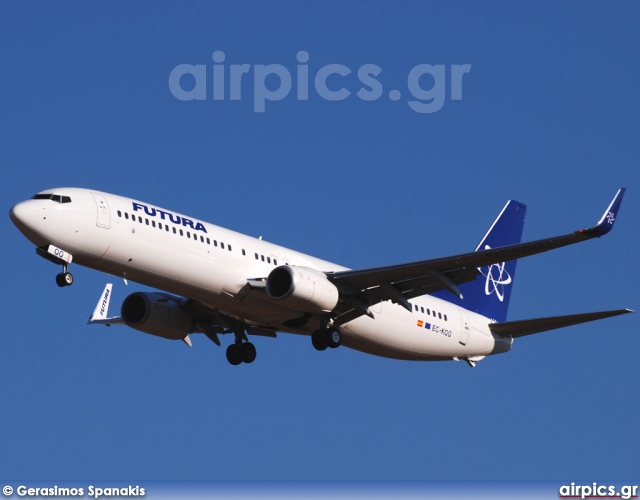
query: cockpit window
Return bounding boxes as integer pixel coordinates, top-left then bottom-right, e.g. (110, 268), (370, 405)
(31, 193), (72, 203)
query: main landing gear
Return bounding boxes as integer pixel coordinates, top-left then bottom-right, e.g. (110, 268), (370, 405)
(226, 339), (257, 365)
(311, 327), (342, 351)
(55, 264), (73, 287)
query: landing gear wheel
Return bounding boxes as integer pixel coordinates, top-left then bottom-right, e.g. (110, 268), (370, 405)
(326, 328), (341, 349)
(312, 330), (328, 351)
(241, 342), (257, 364)
(56, 272), (73, 287)
(226, 344), (242, 366)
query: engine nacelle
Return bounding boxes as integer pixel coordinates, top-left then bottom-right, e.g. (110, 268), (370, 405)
(121, 292), (194, 341)
(265, 265), (339, 313)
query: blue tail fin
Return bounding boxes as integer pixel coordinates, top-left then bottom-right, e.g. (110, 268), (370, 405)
(434, 200), (527, 322)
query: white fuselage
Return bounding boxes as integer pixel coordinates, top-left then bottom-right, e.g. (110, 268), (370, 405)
(10, 188), (508, 362)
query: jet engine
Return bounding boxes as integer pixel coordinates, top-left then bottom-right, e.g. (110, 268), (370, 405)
(121, 292), (194, 340)
(266, 265), (339, 313)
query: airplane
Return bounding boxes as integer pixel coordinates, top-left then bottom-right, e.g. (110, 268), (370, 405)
(9, 187), (631, 367)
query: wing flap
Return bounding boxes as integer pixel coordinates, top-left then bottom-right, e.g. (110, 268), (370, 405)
(489, 309), (633, 338)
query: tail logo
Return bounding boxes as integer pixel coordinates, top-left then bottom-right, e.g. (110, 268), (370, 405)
(480, 245), (512, 302)
(606, 212), (615, 224)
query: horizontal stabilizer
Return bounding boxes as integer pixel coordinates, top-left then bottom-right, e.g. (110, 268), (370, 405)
(489, 309), (633, 338)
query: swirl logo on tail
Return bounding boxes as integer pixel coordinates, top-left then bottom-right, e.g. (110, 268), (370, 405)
(479, 245), (512, 302)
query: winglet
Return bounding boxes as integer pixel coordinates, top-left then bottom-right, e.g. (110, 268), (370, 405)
(87, 284), (123, 325)
(582, 188), (625, 237)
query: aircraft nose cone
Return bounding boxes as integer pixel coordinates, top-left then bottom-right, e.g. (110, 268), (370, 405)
(9, 201), (38, 233)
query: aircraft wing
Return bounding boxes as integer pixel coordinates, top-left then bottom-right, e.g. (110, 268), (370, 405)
(326, 188), (625, 324)
(489, 309), (633, 338)
(88, 284), (278, 346)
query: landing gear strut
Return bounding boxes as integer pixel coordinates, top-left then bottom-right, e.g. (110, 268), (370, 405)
(312, 327), (341, 351)
(226, 338), (257, 365)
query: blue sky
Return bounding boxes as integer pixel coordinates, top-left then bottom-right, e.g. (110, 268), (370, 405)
(1, 1), (638, 482)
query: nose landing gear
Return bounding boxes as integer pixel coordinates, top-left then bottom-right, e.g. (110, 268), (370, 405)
(56, 270), (74, 287)
(35, 245), (74, 287)
(55, 263), (73, 287)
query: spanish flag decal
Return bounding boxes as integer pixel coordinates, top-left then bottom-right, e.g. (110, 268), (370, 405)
(417, 320), (424, 327)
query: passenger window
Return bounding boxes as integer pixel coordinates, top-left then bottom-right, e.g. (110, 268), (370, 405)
(274, 259), (277, 265)
(145, 219), (149, 225)
(255, 253), (259, 260)
(438, 313), (442, 319)
(242, 249), (246, 256)
(420, 307), (424, 313)
(221, 242), (225, 249)
(228, 245), (232, 251)
(117, 210), (122, 217)
(214, 240), (218, 247)
(206, 238), (210, 244)
(261, 255), (265, 262)
(187, 231), (191, 238)
(152, 221), (156, 227)
(444, 315), (447, 321)
(179, 229), (183, 236)
(124, 212), (129, 219)
(173, 227), (176, 234)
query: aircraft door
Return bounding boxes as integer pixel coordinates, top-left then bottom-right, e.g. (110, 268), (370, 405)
(90, 192), (111, 229)
(458, 309), (470, 346)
